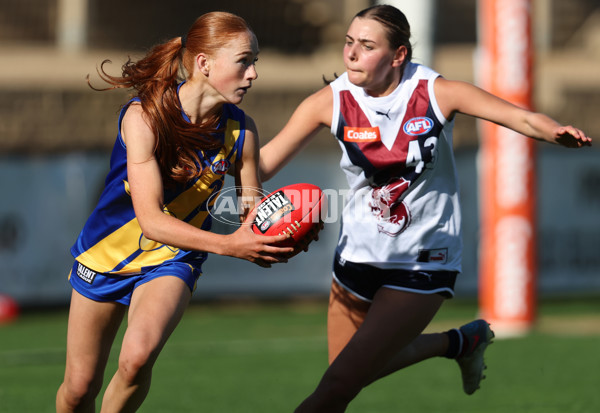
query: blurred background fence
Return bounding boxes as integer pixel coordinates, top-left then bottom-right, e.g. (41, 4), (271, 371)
(0, 0), (599, 307)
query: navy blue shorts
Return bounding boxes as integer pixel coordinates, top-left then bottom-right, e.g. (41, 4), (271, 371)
(333, 253), (457, 302)
(69, 261), (201, 306)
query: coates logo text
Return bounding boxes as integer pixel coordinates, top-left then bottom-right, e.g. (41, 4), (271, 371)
(343, 126), (381, 143)
(403, 117), (434, 136)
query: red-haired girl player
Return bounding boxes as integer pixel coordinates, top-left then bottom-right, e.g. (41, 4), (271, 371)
(56, 11), (292, 412)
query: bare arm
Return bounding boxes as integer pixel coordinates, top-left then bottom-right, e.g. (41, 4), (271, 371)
(123, 105), (292, 266)
(235, 115), (263, 221)
(260, 85), (334, 181)
(434, 77), (592, 148)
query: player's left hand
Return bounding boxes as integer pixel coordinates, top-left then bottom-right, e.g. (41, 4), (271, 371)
(555, 126), (592, 148)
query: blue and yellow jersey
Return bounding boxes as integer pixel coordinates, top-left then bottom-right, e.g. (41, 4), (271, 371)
(71, 97), (246, 274)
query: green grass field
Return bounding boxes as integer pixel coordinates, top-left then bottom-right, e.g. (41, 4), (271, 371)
(1, 298), (599, 412)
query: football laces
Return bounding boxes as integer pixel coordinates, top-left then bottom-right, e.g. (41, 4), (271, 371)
(280, 220), (301, 236)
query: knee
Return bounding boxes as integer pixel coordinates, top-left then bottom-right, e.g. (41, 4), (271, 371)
(58, 373), (102, 411)
(117, 343), (158, 384)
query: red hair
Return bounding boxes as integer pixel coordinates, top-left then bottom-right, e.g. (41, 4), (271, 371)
(90, 12), (254, 186)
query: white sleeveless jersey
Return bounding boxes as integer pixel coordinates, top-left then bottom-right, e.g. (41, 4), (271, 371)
(330, 62), (462, 272)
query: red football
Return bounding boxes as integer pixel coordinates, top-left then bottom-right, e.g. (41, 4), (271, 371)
(251, 183), (327, 247)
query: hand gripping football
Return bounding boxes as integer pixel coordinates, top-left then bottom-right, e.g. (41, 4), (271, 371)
(251, 183), (327, 247)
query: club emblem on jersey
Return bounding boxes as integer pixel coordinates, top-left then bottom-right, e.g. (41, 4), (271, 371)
(344, 126), (381, 143)
(369, 178), (412, 237)
(211, 159), (230, 175)
(403, 117), (434, 136)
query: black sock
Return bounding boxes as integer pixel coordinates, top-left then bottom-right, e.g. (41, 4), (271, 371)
(443, 328), (463, 359)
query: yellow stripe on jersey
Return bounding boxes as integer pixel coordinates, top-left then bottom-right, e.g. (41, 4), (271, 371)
(76, 180), (213, 273)
(224, 119), (240, 154)
(75, 216), (147, 273)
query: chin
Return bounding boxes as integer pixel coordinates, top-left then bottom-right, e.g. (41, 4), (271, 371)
(233, 91), (249, 104)
(225, 95), (243, 105)
(347, 72), (366, 87)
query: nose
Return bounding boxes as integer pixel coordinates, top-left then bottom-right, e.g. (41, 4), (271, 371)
(247, 64), (258, 81)
(345, 43), (357, 62)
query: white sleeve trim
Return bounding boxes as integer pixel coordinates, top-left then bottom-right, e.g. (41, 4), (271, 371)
(429, 76), (448, 125)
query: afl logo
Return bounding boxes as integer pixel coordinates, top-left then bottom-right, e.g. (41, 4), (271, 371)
(403, 117), (434, 136)
(211, 159), (230, 175)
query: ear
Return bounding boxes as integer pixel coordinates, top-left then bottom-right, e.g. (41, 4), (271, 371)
(391, 45), (408, 68)
(196, 53), (210, 76)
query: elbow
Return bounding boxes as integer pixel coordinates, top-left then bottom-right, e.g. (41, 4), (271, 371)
(137, 219), (162, 244)
(140, 227), (160, 244)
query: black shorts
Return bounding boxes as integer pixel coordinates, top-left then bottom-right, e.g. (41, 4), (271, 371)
(333, 253), (457, 302)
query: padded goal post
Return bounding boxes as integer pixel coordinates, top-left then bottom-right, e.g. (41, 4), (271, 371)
(477, 0), (537, 336)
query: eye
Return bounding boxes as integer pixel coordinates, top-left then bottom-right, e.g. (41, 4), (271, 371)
(239, 56), (258, 67)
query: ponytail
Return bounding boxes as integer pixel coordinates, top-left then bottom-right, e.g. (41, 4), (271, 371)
(91, 12), (253, 185)
(90, 36), (220, 186)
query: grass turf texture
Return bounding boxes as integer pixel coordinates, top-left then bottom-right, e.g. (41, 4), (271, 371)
(1, 298), (599, 412)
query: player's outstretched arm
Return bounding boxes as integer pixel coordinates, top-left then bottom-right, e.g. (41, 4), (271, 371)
(524, 116), (592, 148)
(260, 86), (333, 181)
(434, 77), (592, 148)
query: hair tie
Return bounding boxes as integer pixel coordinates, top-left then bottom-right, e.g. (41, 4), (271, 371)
(181, 35), (187, 49)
